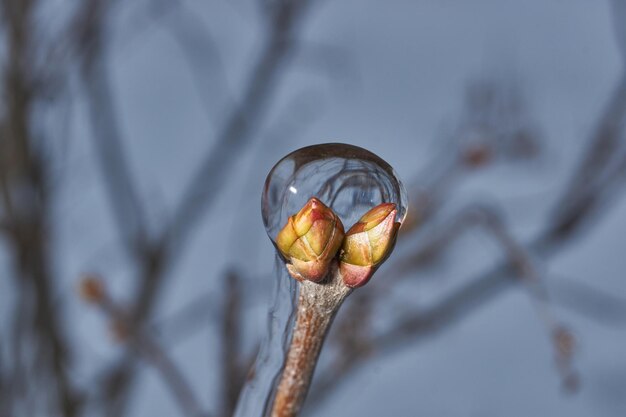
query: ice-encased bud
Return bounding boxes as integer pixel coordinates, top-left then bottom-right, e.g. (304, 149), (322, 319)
(339, 203), (400, 288)
(262, 143), (408, 286)
(276, 197), (345, 282)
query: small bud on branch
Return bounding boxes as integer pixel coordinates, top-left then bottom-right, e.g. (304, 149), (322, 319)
(276, 197), (345, 282)
(78, 275), (105, 304)
(339, 203), (400, 288)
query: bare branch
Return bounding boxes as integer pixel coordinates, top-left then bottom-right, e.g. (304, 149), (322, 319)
(0, 1), (82, 415)
(74, 0), (148, 254)
(547, 72), (626, 243)
(220, 270), (246, 417)
(478, 209), (578, 390)
(79, 277), (209, 417)
(392, 207), (482, 277)
(166, 0), (315, 250)
(0, 218), (9, 234)
(157, 2), (232, 123)
(152, 290), (217, 342)
(0, 337), (8, 417)
(550, 278), (626, 326)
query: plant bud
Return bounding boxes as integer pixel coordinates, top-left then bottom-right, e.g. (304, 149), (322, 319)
(78, 275), (105, 304)
(461, 143), (492, 168)
(339, 203), (400, 288)
(276, 197), (345, 282)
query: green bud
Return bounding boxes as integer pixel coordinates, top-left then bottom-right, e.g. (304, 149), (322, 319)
(339, 203), (400, 288)
(276, 197), (345, 282)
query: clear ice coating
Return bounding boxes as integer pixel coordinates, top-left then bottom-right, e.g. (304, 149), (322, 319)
(262, 143), (408, 241)
(234, 143), (407, 417)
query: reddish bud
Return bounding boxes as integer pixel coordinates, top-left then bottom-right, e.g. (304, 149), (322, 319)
(276, 197), (345, 282)
(462, 143), (492, 168)
(339, 203), (400, 288)
(78, 275), (105, 304)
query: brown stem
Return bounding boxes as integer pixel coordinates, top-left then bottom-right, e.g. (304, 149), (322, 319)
(270, 267), (351, 417)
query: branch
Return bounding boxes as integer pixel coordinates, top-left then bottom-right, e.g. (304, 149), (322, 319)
(157, 1), (232, 124)
(75, 0), (148, 254)
(152, 290), (217, 342)
(478, 209), (578, 390)
(550, 278), (626, 326)
(220, 270), (246, 417)
(0, 1), (81, 415)
(79, 277), (209, 417)
(0, 337), (8, 417)
(0, 217), (9, 234)
(392, 207), (482, 277)
(547, 71), (626, 243)
(165, 0), (315, 250)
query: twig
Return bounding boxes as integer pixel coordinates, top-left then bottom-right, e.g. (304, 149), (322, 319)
(478, 209), (578, 390)
(75, 0), (148, 254)
(0, 1), (82, 415)
(156, 1), (233, 123)
(220, 270), (245, 417)
(0, 218), (9, 234)
(152, 290), (218, 342)
(550, 278), (626, 326)
(392, 208), (481, 277)
(0, 337), (8, 417)
(80, 278), (208, 417)
(547, 71), (626, 243)
(270, 267), (352, 417)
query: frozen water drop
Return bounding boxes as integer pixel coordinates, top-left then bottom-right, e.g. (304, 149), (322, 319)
(262, 143), (408, 242)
